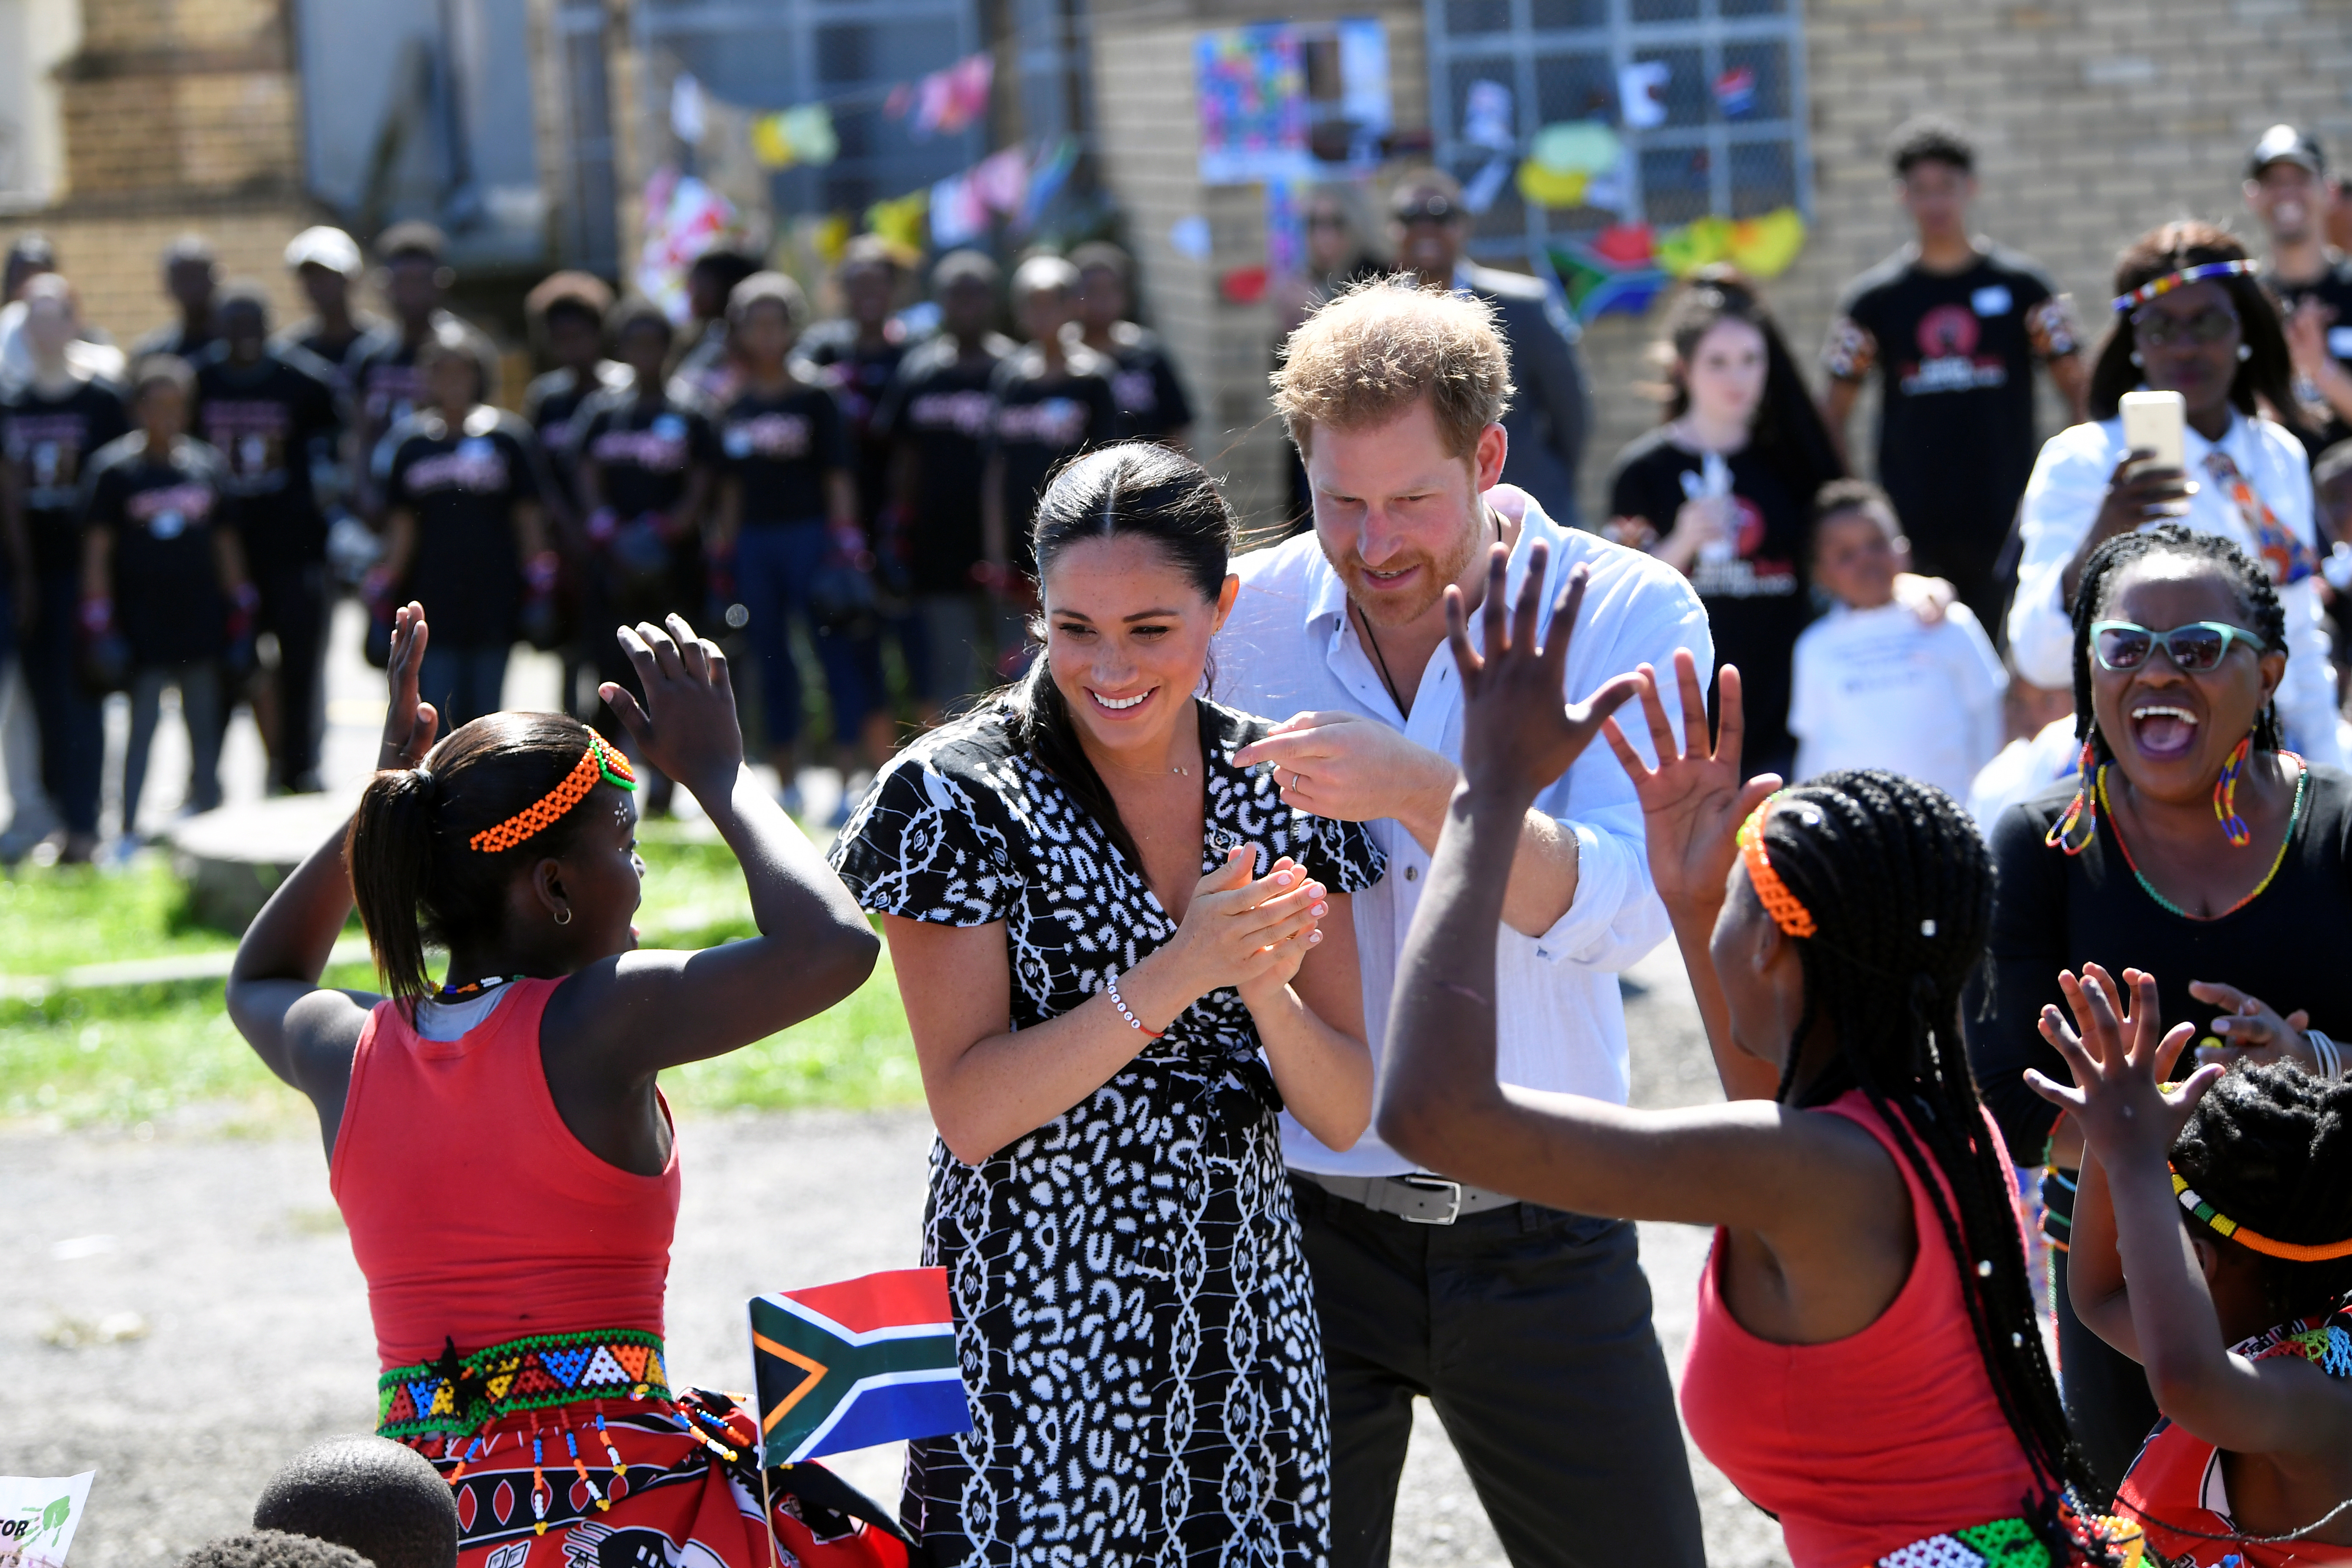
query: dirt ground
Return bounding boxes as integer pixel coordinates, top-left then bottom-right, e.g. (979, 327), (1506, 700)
(0, 940), (1788, 1568)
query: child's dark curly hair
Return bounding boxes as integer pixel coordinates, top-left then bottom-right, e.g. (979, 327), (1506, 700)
(2172, 1059), (2352, 1320)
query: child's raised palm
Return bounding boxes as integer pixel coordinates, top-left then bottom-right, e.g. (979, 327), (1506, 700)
(2028, 964), (2218, 1164)
(378, 602), (439, 770)
(599, 614), (745, 795)
(1601, 649), (1778, 912)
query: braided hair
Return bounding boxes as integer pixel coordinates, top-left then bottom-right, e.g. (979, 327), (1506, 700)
(2066, 524), (2288, 762)
(2172, 1061), (2352, 1322)
(1753, 770), (2102, 1526)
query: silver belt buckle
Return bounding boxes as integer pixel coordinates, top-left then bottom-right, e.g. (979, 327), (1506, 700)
(1396, 1173), (1462, 1225)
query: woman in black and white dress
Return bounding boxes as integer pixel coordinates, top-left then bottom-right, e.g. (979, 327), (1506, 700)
(830, 442), (1382, 1566)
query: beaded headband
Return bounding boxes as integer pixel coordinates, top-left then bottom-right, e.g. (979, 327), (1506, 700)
(1736, 792), (1818, 939)
(467, 734), (637, 854)
(2172, 1167), (2352, 1262)
(2111, 258), (2258, 313)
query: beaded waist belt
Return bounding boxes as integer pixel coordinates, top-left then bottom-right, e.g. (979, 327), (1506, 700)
(377, 1329), (670, 1440)
(1870, 1511), (2143, 1568)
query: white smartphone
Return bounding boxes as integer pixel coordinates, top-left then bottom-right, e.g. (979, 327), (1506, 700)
(2119, 389), (2187, 471)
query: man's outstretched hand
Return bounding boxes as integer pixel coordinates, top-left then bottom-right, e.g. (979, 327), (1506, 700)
(1446, 542), (1642, 803)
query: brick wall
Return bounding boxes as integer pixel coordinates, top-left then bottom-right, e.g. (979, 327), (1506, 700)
(1095, 0), (2352, 531)
(1091, 0), (1428, 533)
(1574, 0), (2352, 521)
(2, 209), (314, 350)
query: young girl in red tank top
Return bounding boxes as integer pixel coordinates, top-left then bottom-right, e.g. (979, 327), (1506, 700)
(2033, 972), (2352, 1564)
(227, 603), (906, 1568)
(1372, 548), (2134, 1568)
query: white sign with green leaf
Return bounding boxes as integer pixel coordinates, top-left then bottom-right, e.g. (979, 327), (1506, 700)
(0, 1474), (95, 1568)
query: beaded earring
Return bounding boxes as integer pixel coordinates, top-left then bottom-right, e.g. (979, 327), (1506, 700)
(2044, 736), (2102, 855)
(2213, 732), (2254, 847)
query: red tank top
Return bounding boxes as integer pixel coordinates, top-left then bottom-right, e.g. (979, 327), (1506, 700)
(329, 977), (682, 1369)
(1679, 1091), (2044, 1568)
(2116, 1297), (2352, 1566)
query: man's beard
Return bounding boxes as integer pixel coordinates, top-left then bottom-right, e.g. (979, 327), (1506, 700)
(1326, 502), (1491, 630)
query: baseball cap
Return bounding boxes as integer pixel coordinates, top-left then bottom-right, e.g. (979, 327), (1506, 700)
(2249, 124), (2325, 180)
(284, 226), (363, 278)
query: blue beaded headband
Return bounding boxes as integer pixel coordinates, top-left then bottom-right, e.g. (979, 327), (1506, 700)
(2111, 259), (2258, 313)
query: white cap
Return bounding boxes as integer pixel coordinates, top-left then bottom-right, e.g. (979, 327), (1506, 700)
(284, 226), (363, 278)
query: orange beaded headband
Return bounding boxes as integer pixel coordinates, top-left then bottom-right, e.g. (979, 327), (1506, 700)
(468, 734), (638, 854)
(1736, 792), (1818, 939)
(2172, 1168), (2352, 1262)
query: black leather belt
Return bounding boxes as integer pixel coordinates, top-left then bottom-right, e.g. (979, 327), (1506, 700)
(1298, 1170), (1519, 1225)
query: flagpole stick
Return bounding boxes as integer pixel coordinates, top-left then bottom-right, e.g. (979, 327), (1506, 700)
(757, 1449), (784, 1568)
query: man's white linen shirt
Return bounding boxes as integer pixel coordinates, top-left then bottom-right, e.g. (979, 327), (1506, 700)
(1212, 495), (1714, 1177)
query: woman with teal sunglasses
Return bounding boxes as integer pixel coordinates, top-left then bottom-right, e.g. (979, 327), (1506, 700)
(1967, 523), (2352, 1495)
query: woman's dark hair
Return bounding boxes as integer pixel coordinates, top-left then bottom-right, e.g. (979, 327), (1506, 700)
(726, 270), (809, 332)
(2087, 222), (2300, 428)
(347, 713), (618, 1007)
(604, 294), (674, 349)
(1754, 770), (2102, 1533)
(2172, 1059), (2352, 1321)
(2067, 525), (2287, 761)
(1655, 267), (1845, 503)
(1009, 442), (1237, 871)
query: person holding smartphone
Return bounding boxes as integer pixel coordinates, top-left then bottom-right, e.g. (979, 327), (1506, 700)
(2008, 223), (2346, 770)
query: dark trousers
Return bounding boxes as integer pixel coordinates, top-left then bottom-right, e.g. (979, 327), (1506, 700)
(250, 561), (329, 790)
(21, 569), (102, 836)
(1288, 1176), (1706, 1568)
(2055, 1243), (2159, 1503)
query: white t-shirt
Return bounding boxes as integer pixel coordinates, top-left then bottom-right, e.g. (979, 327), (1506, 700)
(1966, 713), (2082, 829)
(1788, 600), (2007, 801)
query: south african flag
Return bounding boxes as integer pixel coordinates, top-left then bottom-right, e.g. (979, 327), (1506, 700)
(748, 1269), (970, 1465)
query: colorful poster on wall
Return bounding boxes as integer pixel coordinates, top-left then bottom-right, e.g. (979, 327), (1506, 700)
(1196, 25), (1310, 184)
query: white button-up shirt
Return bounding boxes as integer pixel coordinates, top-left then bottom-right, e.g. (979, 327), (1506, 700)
(1213, 495), (1714, 1176)
(2007, 411), (2346, 769)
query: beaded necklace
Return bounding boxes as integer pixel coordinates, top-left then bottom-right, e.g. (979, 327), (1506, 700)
(437, 974), (520, 1000)
(2095, 761), (2306, 922)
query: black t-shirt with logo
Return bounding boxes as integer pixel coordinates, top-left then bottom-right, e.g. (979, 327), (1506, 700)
(1, 376), (129, 577)
(1607, 427), (1811, 772)
(2265, 260), (2352, 454)
(580, 390), (720, 523)
(273, 314), (384, 396)
(719, 384), (850, 527)
(800, 319), (912, 530)
(378, 407), (542, 647)
(350, 312), (498, 435)
(990, 347), (1119, 572)
(1824, 245), (2074, 583)
(875, 335), (1008, 594)
(192, 347), (343, 566)
(84, 433), (233, 666)
(1096, 324), (1194, 443)
(522, 362), (630, 517)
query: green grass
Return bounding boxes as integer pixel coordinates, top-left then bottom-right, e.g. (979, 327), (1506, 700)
(0, 821), (923, 1129)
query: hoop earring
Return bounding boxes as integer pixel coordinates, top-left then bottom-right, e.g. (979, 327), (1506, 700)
(553, 906), (574, 926)
(2214, 733), (2254, 847)
(2237, 343), (2253, 362)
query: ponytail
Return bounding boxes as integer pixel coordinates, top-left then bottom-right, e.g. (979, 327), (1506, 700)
(340, 712), (621, 1007)
(347, 767), (438, 1006)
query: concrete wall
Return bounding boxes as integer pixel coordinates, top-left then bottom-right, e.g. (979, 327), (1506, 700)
(1097, 0), (2352, 532)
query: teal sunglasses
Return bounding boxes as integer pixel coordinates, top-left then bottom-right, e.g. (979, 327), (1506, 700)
(2090, 619), (2268, 674)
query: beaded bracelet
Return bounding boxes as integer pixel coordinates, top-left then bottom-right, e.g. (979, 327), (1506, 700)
(1107, 973), (1163, 1039)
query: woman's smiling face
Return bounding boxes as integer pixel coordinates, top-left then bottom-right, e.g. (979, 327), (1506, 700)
(1040, 533), (1237, 759)
(2091, 556), (2283, 804)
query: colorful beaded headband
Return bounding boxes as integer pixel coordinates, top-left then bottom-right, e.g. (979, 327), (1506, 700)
(2111, 258), (2258, 313)
(1736, 792), (1817, 939)
(468, 734), (637, 854)
(2172, 1168), (2352, 1261)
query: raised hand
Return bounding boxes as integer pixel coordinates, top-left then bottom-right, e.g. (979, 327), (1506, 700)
(378, 601), (438, 770)
(1444, 541), (1643, 803)
(599, 613), (745, 799)
(2186, 979), (2317, 1073)
(2027, 964), (2218, 1164)
(1601, 648), (1778, 915)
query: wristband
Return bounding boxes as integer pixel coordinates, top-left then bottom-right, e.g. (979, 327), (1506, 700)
(2309, 1028), (2343, 1079)
(1107, 973), (1164, 1039)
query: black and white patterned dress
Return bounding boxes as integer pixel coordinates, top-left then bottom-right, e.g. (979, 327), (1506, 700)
(830, 698), (1384, 1568)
